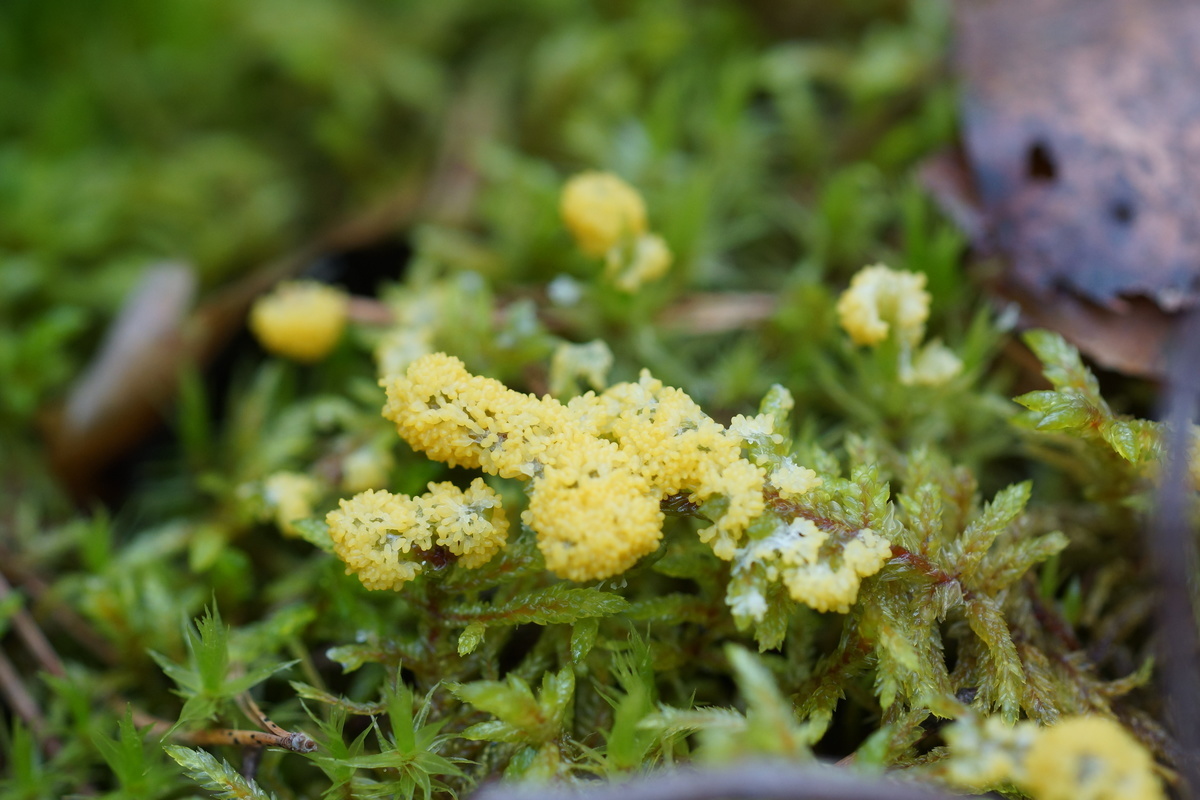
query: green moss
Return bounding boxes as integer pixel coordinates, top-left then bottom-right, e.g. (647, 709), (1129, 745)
(1, 1), (1178, 797)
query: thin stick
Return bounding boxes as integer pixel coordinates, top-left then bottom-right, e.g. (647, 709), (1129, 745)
(0, 572), (67, 678)
(237, 692), (290, 737)
(0, 571), (66, 759)
(0, 648), (61, 757)
(470, 762), (964, 800)
(1150, 309), (1200, 792)
(0, 552), (120, 665)
(185, 727), (317, 753)
(128, 704), (317, 754)
(127, 682), (317, 754)
(0, 649), (47, 737)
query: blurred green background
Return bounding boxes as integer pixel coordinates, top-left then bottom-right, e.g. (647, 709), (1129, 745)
(0, 0), (953, 431)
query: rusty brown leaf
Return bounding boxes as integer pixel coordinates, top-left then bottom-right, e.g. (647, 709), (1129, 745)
(927, 0), (1200, 377)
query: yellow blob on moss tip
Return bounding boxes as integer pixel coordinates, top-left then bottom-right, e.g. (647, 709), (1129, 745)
(945, 714), (1165, 800)
(560, 171), (647, 257)
(1021, 716), (1164, 800)
(902, 339), (963, 386)
(263, 472), (319, 537)
(326, 489), (428, 591)
(606, 232), (673, 292)
(836, 264), (929, 347)
(378, 353), (779, 583)
(419, 478), (509, 569)
(327, 481), (510, 590)
(382, 352), (570, 479)
(250, 281), (349, 363)
(943, 716), (1037, 790)
(523, 441), (664, 582)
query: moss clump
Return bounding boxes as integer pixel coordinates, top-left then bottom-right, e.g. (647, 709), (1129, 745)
(2, 2), (1182, 798)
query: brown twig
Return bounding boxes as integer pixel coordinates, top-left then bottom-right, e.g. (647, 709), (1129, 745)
(0, 571), (67, 757)
(469, 762), (965, 800)
(1149, 309), (1200, 792)
(184, 727), (317, 753)
(236, 691), (317, 753)
(0, 572), (67, 679)
(0, 647), (59, 756)
(127, 700), (317, 754)
(0, 552), (121, 666)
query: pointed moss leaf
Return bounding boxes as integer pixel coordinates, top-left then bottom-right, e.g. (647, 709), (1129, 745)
(502, 745), (541, 778)
(450, 675), (543, 738)
(1014, 390), (1097, 431)
(605, 675), (655, 770)
(176, 695), (220, 727)
(165, 744), (276, 799)
(452, 668), (574, 745)
(725, 645), (815, 754)
(853, 708), (930, 770)
(1105, 657), (1154, 697)
(875, 667), (900, 712)
(325, 638), (409, 672)
(92, 707), (171, 793)
(639, 706), (747, 739)
(91, 709), (140, 783)
(460, 719), (525, 743)
(458, 622), (485, 656)
(926, 691), (967, 720)
(957, 482), (1030, 581)
(626, 594), (716, 625)
(190, 604), (231, 695)
(603, 633), (657, 767)
(540, 666), (576, 722)
(604, 652), (662, 767)
(751, 583), (791, 652)
(326, 644), (371, 673)
(148, 649), (200, 696)
(447, 584), (629, 627)
(570, 617), (599, 663)
(897, 481), (943, 552)
(980, 531), (1068, 593)
(306, 706), (373, 779)
(289, 682), (387, 715)
(1013, 388), (1095, 431)
(979, 482), (1030, 531)
(877, 619), (921, 673)
(383, 683), (429, 755)
(808, 446), (842, 478)
(1061, 576), (1084, 626)
(344, 749), (464, 791)
(226, 659), (299, 695)
(1100, 420), (1141, 462)
(864, 602), (923, 711)
(1036, 395), (1096, 431)
(759, 384), (794, 427)
(726, 645), (782, 717)
(965, 596), (1023, 722)
(796, 639), (871, 741)
(149, 605), (271, 729)
(1022, 329), (1101, 397)
(1012, 389), (1059, 414)
(931, 580), (965, 619)
(290, 518), (334, 553)
(848, 464), (891, 523)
